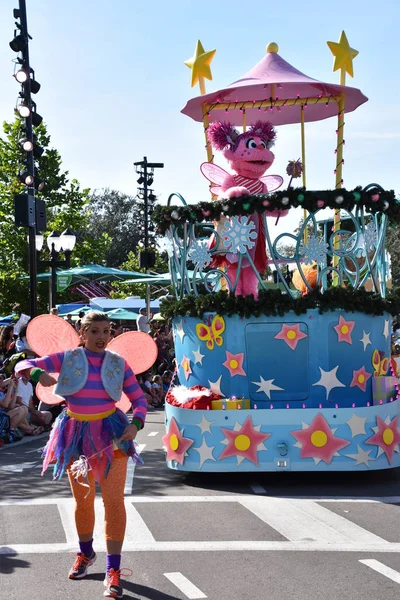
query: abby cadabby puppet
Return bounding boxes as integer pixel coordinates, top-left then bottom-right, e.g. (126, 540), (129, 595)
(201, 120), (286, 298)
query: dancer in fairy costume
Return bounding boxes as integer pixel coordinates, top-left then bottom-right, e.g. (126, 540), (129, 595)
(16, 311), (147, 600)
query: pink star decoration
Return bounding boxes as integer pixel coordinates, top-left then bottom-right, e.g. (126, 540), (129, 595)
(274, 323), (308, 350)
(162, 417), (194, 465)
(219, 416), (270, 466)
(350, 366), (371, 392)
(334, 315), (355, 344)
(290, 413), (350, 464)
(180, 355), (192, 381)
(222, 351), (246, 376)
(365, 415), (400, 465)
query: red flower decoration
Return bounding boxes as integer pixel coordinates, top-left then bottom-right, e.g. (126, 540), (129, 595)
(334, 315), (355, 344)
(222, 351), (246, 376)
(162, 417), (194, 465)
(274, 323), (307, 350)
(350, 366), (371, 392)
(365, 415), (400, 464)
(219, 416), (270, 466)
(291, 413), (350, 464)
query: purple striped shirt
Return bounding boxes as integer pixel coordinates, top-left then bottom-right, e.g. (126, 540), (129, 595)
(17, 348), (147, 425)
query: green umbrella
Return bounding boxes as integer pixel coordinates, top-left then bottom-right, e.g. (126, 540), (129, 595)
(106, 308), (139, 321)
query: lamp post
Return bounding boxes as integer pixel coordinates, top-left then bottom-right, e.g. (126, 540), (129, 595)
(37, 229), (76, 309)
(134, 156), (164, 315)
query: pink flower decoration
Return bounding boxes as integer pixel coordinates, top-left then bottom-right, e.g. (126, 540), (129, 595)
(222, 351), (246, 377)
(365, 415), (400, 465)
(274, 323), (307, 350)
(219, 416), (270, 466)
(290, 413), (350, 464)
(334, 315), (355, 344)
(350, 366), (371, 392)
(180, 355), (192, 381)
(162, 417), (194, 465)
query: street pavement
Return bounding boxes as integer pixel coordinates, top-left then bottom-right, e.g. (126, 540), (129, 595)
(0, 408), (399, 600)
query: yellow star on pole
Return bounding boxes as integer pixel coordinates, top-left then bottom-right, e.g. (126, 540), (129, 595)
(184, 40), (216, 88)
(327, 31), (359, 78)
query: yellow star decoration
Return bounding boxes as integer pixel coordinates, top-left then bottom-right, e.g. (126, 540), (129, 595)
(184, 40), (216, 88)
(327, 31), (359, 78)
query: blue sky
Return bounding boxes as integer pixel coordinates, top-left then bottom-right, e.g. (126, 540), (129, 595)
(0, 0), (399, 236)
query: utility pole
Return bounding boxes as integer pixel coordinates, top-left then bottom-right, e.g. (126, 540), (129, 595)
(134, 157), (164, 317)
(10, 0), (46, 317)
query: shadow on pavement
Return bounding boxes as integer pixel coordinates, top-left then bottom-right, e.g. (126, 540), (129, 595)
(0, 549), (31, 574)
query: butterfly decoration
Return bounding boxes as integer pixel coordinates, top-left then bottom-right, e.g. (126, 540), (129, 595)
(200, 163), (283, 196)
(195, 314), (225, 351)
(372, 349), (389, 377)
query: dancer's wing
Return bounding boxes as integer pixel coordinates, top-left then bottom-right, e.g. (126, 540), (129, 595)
(260, 174), (284, 192)
(26, 315), (80, 356)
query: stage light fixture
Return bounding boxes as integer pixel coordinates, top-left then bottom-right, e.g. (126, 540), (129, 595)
(15, 67), (28, 83)
(33, 144), (44, 159)
(34, 176), (44, 191)
(137, 175), (145, 184)
(31, 111), (43, 126)
(30, 79), (41, 94)
(19, 170), (34, 186)
(9, 34), (26, 53)
(20, 138), (33, 152)
(147, 176), (154, 186)
(17, 102), (31, 118)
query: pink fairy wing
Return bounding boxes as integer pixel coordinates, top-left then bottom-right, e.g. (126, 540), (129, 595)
(200, 162), (229, 186)
(108, 332), (158, 375)
(26, 315), (80, 356)
(260, 174), (284, 192)
(36, 372), (64, 405)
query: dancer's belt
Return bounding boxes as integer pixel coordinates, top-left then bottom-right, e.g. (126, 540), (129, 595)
(66, 408), (116, 421)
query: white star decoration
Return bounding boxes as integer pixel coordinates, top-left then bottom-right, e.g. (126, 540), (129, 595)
(346, 414), (367, 437)
(208, 375), (223, 396)
(192, 346), (205, 365)
(251, 376), (284, 399)
(383, 320), (390, 340)
(197, 414), (213, 435)
(359, 331), (371, 351)
(312, 366), (345, 400)
(175, 320), (185, 343)
(195, 437), (216, 468)
(345, 445), (375, 466)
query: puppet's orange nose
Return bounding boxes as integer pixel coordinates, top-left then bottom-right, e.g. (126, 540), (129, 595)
(257, 144), (264, 150)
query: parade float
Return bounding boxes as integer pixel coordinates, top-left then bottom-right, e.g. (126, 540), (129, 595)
(154, 33), (400, 472)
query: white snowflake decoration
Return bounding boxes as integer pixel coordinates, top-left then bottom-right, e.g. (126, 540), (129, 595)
(301, 235), (328, 265)
(188, 239), (212, 271)
(159, 234), (174, 258)
(355, 222), (377, 257)
(222, 216), (257, 254)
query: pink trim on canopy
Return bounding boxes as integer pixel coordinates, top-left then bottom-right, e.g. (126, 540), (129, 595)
(181, 51), (368, 126)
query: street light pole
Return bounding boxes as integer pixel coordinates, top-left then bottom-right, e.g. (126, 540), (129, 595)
(134, 156), (164, 317)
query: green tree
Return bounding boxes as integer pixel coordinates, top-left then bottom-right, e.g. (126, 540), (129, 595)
(87, 189), (144, 267)
(0, 117), (110, 314)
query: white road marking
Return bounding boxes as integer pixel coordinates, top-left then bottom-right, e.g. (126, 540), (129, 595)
(164, 572), (207, 599)
(124, 502), (155, 543)
(250, 483), (267, 494)
(124, 443), (146, 496)
(147, 431), (159, 437)
(0, 460), (40, 473)
(359, 559), (400, 584)
(57, 503), (77, 545)
(1, 495), (400, 506)
(240, 497), (388, 544)
(2, 540), (400, 554)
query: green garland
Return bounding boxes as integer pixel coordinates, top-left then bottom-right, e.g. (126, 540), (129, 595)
(153, 186), (399, 234)
(160, 287), (400, 320)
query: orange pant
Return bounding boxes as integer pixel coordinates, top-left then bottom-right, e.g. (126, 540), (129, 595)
(67, 453), (128, 542)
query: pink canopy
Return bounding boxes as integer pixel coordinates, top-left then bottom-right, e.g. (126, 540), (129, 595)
(181, 49), (368, 126)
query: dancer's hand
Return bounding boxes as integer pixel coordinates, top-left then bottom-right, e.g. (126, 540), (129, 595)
(119, 423), (139, 442)
(39, 373), (57, 387)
